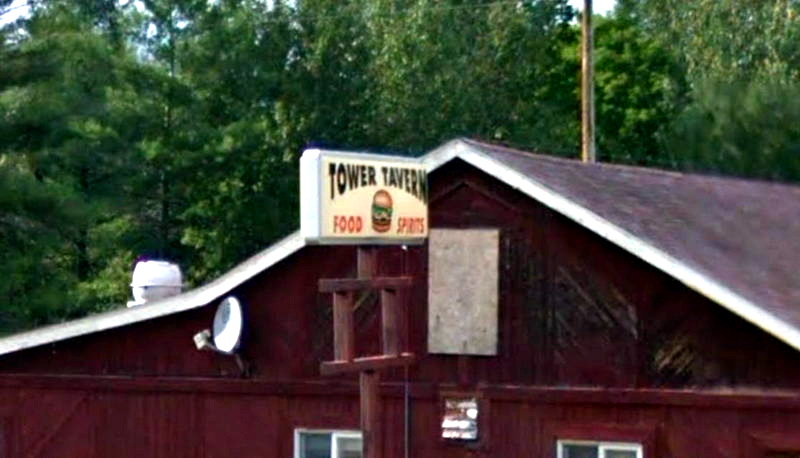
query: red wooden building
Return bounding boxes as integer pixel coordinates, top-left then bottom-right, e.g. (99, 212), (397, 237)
(0, 138), (800, 457)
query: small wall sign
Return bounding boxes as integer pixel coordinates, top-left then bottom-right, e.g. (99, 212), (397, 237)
(300, 149), (429, 244)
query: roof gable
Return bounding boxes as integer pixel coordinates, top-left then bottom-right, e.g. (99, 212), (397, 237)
(0, 138), (798, 355)
(441, 139), (800, 351)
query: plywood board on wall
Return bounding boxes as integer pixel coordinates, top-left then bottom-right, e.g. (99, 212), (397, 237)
(428, 228), (499, 355)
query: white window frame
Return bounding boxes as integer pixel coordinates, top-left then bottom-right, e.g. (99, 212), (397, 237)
(294, 428), (363, 458)
(557, 440), (643, 458)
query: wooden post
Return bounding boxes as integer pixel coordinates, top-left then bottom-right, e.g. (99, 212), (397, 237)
(320, 246), (413, 458)
(381, 289), (400, 356)
(333, 292), (355, 362)
(581, 0), (596, 163)
(360, 371), (382, 458)
(358, 246), (381, 458)
(358, 246), (378, 277)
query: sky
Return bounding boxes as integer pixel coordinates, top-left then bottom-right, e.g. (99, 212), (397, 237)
(569, 0), (616, 15)
(0, 0), (28, 26)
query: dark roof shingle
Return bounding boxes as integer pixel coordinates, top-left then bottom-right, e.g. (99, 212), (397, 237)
(464, 138), (800, 332)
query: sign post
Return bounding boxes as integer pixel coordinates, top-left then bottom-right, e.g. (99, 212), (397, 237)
(301, 149), (428, 458)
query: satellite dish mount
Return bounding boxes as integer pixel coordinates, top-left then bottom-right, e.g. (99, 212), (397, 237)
(193, 296), (249, 376)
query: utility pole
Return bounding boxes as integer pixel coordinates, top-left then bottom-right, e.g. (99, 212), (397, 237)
(581, 0), (596, 163)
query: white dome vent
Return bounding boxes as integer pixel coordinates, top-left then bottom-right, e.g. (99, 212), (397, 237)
(127, 260), (183, 307)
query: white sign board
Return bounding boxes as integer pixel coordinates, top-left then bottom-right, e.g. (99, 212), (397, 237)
(300, 149), (428, 244)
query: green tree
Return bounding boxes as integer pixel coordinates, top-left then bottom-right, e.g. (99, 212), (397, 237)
(362, 0), (579, 154)
(0, 4), (160, 324)
(631, 0), (800, 83)
(626, 0), (800, 181)
(666, 79), (800, 182)
(17, 0), (799, 332)
(176, 0), (301, 279)
(0, 160), (84, 331)
(593, 13), (687, 165)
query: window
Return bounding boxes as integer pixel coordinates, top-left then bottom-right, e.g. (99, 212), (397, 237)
(557, 441), (643, 458)
(295, 430), (362, 458)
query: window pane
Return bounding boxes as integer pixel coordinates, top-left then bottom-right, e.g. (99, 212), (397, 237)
(605, 450), (638, 458)
(563, 444), (599, 458)
(299, 433), (331, 458)
(335, 436), (362, 458)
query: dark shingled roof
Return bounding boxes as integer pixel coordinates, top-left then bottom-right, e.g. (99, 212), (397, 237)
(463, 138), (800, 335)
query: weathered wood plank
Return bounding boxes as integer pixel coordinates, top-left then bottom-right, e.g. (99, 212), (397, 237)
(333, 292), (355, 362)
(358, 247), (379, 278)
(319, 277), (413, 293)
(360, 371), (381, 458)
(320, 353), (416, 376)
(5, 374), (800, 408)
(381, 289), (400, 356)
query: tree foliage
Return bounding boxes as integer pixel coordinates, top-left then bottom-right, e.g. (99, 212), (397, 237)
(0, 0), (798, 331)
(666, 79), (800, 181)
(592, 13), (687, 165)
(362, 0), (579, 154)
(626, 0), (800, 179)
(631, 0), (800, 83)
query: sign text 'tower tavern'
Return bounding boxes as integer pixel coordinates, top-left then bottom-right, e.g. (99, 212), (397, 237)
(300, 149), (429, 244)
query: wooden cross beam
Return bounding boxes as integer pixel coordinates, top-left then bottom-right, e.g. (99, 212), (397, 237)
(321, 353), (416, 376)
(319, 277), (412, 293)
(318, 246), (415, 458)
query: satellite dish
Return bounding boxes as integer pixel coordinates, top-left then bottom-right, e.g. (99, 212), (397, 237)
(212, 296), (243, 354)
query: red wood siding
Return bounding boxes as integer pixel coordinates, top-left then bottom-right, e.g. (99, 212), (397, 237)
(3, 160), (800, 387)
(1, 378), (800, 457)
(0, 159), (799, 456)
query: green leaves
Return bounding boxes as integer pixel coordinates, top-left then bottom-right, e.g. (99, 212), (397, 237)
(593, 14), (685, 165)
(0, 4), (150, 330)
(634, 0), (800, 83)
(2, 0), (799, 332)
(354, 0), (579, 153)
(627, 0), (800, 179)
(666, 79), (800, 181)
(0, 162), (84, 332)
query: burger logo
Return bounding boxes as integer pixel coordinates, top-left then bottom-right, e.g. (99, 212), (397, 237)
(371, 190), (393, 233)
